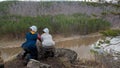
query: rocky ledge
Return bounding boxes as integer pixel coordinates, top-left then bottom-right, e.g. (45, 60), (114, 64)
(5, 48), (77, 68)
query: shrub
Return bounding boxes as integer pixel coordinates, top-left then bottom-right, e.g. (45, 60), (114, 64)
(0, 14), (111, 39)
(100, 29), (120, 37)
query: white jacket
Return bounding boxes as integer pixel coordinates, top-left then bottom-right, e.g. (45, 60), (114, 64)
(41, 33), (55, 47)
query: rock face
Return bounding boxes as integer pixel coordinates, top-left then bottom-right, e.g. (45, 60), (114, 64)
(91, 36), (120, 68)
(5, 47), (78, 68)
(16, 47), (77, 68)
(26, 48), (77, 68)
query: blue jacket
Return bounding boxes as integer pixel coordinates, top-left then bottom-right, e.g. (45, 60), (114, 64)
(22, 32), (38, 49)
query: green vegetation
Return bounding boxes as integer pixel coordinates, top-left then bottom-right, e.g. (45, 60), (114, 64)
(81, 2), (111, 7)
(101, 11), (109, 15)
(100, 29), (120, 37)
(0, 1), (112, 39)
(0, 13), (110, 39)
(101, 11), (120, 17)
(112, 3), (120, 9)
(91, 14), (98, 17)
(39, 2), (53, 8)
(90, 49), (99, 54)
(110, 12), (120, 15)
(81, 1), (120, 7)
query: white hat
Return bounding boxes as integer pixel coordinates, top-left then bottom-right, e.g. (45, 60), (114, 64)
(30, 25), (37, 32)
(43, 28), (49, 33)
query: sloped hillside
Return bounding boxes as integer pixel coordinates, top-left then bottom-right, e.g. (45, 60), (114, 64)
(0, 1), (119, 37)
(5, 2), (119, 27)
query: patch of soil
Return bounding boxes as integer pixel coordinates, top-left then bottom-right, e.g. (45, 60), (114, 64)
(5, 59), (26, 68)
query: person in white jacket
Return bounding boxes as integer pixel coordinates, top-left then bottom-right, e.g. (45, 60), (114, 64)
(40, 28), (55, 59)
(41, 28), (55, 47)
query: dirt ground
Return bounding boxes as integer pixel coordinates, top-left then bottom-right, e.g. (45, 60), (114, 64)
(5, 58), (102, 68)
(5, 57), (66, 68)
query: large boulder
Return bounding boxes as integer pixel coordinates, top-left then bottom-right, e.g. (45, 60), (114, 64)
(37, 45), (77, 63)
(17, 47), (77, 68)
(54, 48), (77, 63)
(19, 48), (77, 63)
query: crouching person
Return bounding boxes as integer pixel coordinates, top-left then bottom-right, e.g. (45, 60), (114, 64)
(41, 28), (55, 59)
(21, 25), (41, 65)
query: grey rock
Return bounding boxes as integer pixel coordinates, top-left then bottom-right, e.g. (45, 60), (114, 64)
(54, 48), (77, 63)
(18, 47), (77, 68)
(36, 45), (77, 63)
(27, 59), (51, 68)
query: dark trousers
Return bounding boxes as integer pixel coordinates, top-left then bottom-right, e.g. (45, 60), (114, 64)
(22, 46), (38, 61)
(0, 64), (4, 68)
(40, 46), (55, 59)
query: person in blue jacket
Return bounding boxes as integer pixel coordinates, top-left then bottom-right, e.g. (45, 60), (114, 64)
(21, 25), (41, 64)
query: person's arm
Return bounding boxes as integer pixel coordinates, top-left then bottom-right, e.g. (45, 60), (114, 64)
(37, 34), (41, 42)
